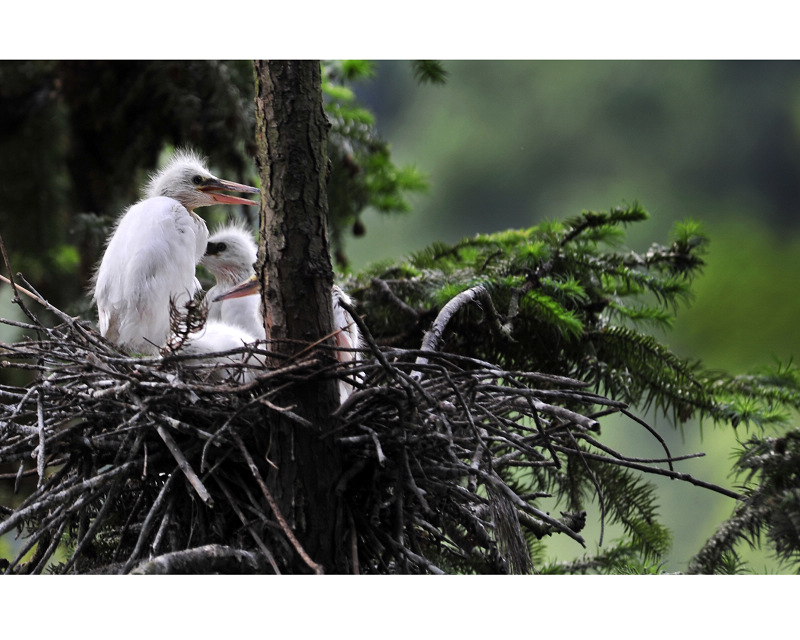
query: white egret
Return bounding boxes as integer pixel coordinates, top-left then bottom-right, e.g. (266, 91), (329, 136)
(330, 285), (361, 358)
(201, 223), (263, 338)
(180, 319), (264, 384)
(92, 150), (259, 355)
(215, 276), (363, 402)
(330, 284), (364, 402)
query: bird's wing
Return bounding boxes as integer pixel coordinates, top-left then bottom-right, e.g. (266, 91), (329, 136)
(331, 286), (361, 360)
(94, 197), (208, 352)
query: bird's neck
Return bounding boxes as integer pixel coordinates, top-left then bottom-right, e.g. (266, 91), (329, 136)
(218, 266), (253, 287)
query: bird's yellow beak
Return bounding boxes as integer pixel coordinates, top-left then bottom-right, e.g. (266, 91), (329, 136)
(213, 274), (260, 302)
(200, 178), (260, 206)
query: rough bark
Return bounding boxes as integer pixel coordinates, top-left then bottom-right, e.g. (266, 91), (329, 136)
(253, 60), (348, 573)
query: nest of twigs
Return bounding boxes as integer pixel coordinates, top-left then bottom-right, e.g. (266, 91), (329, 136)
(0, 273), (736, 575)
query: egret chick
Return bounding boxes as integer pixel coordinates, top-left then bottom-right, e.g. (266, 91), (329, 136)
(215, 276), (363, 402)
(331, 285), (363, 401)
(180, 319), (265, 384)
(201, 223), (263, 338)
(92, 150), (259, 354)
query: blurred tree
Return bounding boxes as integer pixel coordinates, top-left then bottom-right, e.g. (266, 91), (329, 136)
(348, 60), (800, 266)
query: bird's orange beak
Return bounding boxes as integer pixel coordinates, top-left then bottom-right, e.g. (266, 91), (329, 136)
(201, 178), (260, 206)
(213, 274), (260, 302)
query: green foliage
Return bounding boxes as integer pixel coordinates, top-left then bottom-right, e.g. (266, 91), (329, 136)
(690, 429), (800, 573)
(351, 204), (795, 432)
(344, 206), (800, 572)
(322, 61), (430, 267)
(520, 290), (584, 339)
(48, 244), (81, 274)
(542, 541), (671, 575)
(573, 461), (672, 562)
(410, 60), (448, 85)
(697, 360), (800, 430)
(338, 60), (377, 82)
(352, 204), (710, 402)
(518, 446), (672, 573)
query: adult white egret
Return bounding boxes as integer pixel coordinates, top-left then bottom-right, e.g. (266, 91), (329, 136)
(201, 223), (263, 338)
(215, 276), (362, 402)
(92, 150), (259, 355)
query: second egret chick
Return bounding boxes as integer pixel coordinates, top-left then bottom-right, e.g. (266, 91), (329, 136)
(201, 223), (264, 338)
(215, 276), (363, 403)
(180, 320), (265, 384)
(331, 285), (363, 402)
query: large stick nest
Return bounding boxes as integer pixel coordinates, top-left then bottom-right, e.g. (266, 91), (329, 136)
(0, 276), (735, 575)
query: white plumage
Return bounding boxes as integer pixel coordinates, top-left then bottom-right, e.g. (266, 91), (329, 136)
(92, 150), (259, 354)
(201, 223), (263, 339)
(180, 320), (265, 384)
(331, 285), (363, 402)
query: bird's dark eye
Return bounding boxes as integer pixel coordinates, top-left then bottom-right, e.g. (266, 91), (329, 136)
(191, 175), (204, 186)
(217, 242), (227, 252)
(205, 242), (226, 255)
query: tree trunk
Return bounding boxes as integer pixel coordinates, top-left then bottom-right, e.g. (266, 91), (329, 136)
(253, 60), (348, 573)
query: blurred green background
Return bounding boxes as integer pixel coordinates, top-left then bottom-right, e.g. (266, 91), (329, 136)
(345, 60), (800, 571)
(2, 60), (799, 572)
